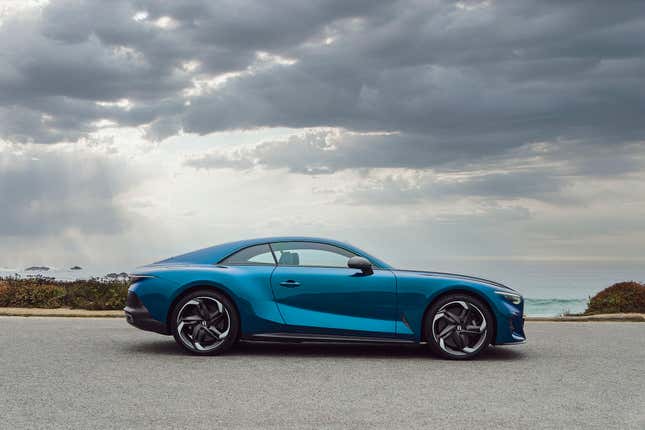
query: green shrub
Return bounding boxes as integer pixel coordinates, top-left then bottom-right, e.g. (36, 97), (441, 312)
(0, 279), (66, 308)
(0, 277), (129, 310)
(62, 279), (129, 310)
(585, 281), (645, 314)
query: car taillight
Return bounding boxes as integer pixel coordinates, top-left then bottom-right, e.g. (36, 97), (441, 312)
(128, 274), (156, 283)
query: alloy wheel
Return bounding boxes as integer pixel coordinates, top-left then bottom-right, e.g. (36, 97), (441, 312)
(431, 300), (488, 357)
(176, 296), (231, 352)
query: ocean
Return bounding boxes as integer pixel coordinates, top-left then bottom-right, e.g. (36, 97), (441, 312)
(2, 259), (643, 317)
(420, 259), (645, 316)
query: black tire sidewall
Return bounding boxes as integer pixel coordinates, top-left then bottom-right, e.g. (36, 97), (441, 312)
(425, 293), (494, 360)
(170, 289), (240, 356)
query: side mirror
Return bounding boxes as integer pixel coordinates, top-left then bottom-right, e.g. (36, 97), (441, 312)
(348, 256), (373, 275)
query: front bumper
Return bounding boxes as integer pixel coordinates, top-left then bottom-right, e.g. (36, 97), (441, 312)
(124, 291), (170, 335)
(492, 300), (527, 345)
(497, 313), (527, 344)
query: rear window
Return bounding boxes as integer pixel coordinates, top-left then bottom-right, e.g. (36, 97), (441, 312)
(220, 244), (276, 265)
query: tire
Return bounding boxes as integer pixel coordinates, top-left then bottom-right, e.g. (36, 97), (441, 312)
(424, 293), (493, 360)
(170, 289), (239, 355)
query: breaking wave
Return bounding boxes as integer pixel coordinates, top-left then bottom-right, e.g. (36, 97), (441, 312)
(524, 298), (588, 316)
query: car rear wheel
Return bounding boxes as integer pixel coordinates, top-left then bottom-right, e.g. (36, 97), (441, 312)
(170, 289), (239, 355)
(425, 293), (493, 360)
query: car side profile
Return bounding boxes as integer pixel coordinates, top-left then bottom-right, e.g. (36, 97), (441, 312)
(125, 236), (526, 359)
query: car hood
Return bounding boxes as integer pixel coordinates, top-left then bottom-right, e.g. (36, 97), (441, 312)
(393, 269), (518, 292)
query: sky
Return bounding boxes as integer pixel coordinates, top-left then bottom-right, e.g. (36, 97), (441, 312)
(1, 0), (644, 275)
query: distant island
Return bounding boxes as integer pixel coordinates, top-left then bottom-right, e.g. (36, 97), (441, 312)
(105, 272), (129, 279)
(24, 266), (50, 271)
(70, 266), (83, 270)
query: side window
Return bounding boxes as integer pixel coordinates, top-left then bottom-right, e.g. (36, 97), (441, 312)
(220, 244), (275, 265)
(271, 242), (356, 268)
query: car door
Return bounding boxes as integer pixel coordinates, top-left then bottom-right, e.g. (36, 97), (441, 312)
(269, 241), (397, 337)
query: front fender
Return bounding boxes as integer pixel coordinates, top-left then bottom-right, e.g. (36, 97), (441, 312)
(393, 271), (524, 343)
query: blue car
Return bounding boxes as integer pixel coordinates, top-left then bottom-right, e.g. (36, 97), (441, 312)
(125, 236), (525, 359)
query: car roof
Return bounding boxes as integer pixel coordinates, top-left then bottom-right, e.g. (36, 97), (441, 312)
(157, 236), (392, 268)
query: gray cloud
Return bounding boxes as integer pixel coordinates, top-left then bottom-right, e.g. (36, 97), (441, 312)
(0, 0), (388, 142)
(177, 0), (645, 157)
(185, 130), (546, 174)
(0, 145), (132, 236)
(185, 129), (645, 204)
(1, 0), (643, 159)
(343, 170), (569, 206)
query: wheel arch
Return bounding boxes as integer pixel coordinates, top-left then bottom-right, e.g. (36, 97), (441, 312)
(165, 281), (242, 334)
(420, 287), (497, 343)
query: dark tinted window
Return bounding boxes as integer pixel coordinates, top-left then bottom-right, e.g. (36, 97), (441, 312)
(220, 244), (275, 265)
(271, 242), (356, 268)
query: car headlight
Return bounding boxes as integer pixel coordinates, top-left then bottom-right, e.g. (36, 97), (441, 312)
(495, 291), (523, 305)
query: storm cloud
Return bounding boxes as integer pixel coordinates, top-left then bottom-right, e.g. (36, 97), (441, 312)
(2, 0), (644, 154)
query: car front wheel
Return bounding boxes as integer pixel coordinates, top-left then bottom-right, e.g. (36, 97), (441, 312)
(170, 289), (239, 355)
(425, 293), (493, 360)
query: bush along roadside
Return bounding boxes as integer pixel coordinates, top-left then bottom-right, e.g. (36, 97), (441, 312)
(585, 281), (645, 314)
(0, 277), (129, 310)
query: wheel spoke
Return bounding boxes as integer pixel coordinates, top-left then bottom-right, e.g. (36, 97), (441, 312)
(438, 324), (456, 339)
(197, 300), (211, 320)
(182, 320), (201, 326)
(451, 331), (465, 350)
(208, 313), (224, 327)
(443, 310), (461, 324)
(459, 306), (469, 321)
(191, 324), (202, 343)
(203, 326), (222, 340)
(181, 315), (203, 325)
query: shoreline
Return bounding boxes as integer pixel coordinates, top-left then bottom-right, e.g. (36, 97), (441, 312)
(1, 307), (643, 321)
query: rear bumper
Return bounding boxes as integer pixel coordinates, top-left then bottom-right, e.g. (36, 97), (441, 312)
(124, 291), (170, 335)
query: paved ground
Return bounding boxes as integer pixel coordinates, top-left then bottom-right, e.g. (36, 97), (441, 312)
(0, 317), (643, 429)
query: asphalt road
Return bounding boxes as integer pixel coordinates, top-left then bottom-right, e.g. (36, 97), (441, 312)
(0, 317), (643, 429)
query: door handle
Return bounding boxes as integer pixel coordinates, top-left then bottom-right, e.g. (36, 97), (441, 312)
(280, 280), (300, 288)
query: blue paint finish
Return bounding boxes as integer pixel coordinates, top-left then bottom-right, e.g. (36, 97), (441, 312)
(129, 264), (285, 335)
(129, 236), (525, 346)
(270, 266), (396, 336)
(393, 270), (525, 343)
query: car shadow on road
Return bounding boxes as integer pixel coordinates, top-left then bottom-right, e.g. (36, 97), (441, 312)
(232, 341), (525, 361)
(125, 339), (525, 361)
